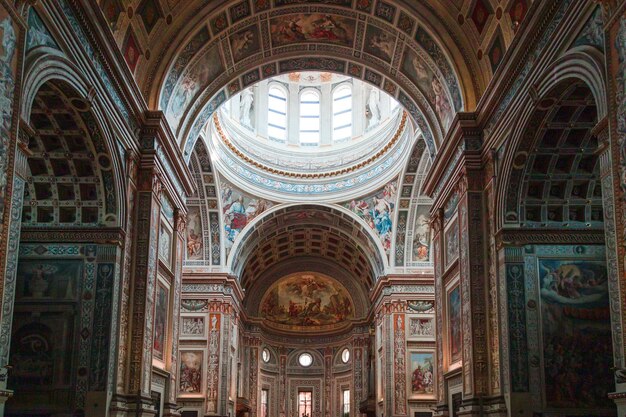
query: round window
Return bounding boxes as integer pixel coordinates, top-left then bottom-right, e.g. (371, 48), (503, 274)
(262, 348), (270, 363)
(341, 348), (350, 363)
(298, 352), (313, 367)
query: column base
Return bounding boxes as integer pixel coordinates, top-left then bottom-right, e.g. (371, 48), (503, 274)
(0, 389), (13, 417)
(163, 401), (182, 417)
(609, 390), (626, 416)
(432, 402), (449, 417)
(458, 395), (507, 417)
(109, 393), (157, 417)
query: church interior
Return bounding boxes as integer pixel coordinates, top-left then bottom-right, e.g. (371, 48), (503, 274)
(0, 0), (624, 417)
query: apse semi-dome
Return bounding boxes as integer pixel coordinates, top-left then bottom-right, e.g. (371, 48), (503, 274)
(207, 72), (417, 203)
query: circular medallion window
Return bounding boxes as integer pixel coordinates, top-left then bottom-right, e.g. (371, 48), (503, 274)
(298, 353), (313, 367)
(262, 348), (270, 363)
(341, 348), (350, 363)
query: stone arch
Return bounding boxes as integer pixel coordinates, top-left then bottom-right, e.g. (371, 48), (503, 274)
(496, 48), (607, 230)
(147, 2), (475, 160)
(21, 53), (126, 226)
(227, 203), (389, 284)
(21, 79), (121, 228)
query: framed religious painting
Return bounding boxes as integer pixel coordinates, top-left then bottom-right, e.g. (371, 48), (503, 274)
(443, 217), (459, 270)
(407, 349), (436, 399)
(178, 350), (204, 397)
(158, 220), (173, 269)
(153, 280), (169, 363)
(446, 283), (462, 366)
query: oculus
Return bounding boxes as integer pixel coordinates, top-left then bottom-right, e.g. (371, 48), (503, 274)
(262, 348), (270, 363)
(341, 348), (350, 363)
(298, 352), (313, 367)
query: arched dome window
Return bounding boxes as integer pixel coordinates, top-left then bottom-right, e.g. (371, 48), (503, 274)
(268, 85), (287, 141)
(299, 89), (321, 146)
(332, 84), (352, 142)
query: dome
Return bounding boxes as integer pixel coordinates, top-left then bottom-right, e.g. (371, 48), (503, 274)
(206, 72), (417, 203)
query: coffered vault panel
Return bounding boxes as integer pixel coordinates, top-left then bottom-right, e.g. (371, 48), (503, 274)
(505, 81), (603, 228)
(23, 82), (118, 228)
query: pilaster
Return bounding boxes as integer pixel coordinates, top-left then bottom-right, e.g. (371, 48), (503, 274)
(125, 163), (163, 413)
(0, 123), (32, 412)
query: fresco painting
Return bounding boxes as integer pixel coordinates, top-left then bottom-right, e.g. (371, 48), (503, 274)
(230, 24), (261, 63)
(16, 260), (82, 300)
(344, 181), (397, 254)
(186, 206), (203, 260)
(363, 25), (395, 63)
(270, 13), (355, 48)
(401, 47), (453, 130)
(538, 259), (613, 409)
(412, 205), (431, 262)
(179, 350), (203, 394)
(0, 7), (18, 248)
(159, 224), (172, 267)
(444, 218), (459, 268)
(448, 285), (461, 364)
(221, 181), (273, 250)
(260, 272), (353, 328)
(153, 283), (168, 361)
(410, 352), (434, 396)
(167, 45), (223, 128)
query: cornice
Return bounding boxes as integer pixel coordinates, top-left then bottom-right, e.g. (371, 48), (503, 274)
(472, 0), (564, 131)
(422, 112), (479, 200)
(63, 0), (147, 125)
(495, 228), (605, 249)
(140, 111), (196, 205)
(20, 227), (126, 245)
(181, 272), (245, 303)
(369, 274), (435, 305)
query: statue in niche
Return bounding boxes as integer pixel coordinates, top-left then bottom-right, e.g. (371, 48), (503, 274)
(239, 88), (254, 128)
(366, 88), (380, 128)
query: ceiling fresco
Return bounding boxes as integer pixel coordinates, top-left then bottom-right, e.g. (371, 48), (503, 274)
(93, 0), (535, 160)
(229, 204), (387, 287)
(258, 272), (354, 331)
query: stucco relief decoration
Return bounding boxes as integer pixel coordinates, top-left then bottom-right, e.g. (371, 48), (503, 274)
(612, 14), (626, 253)
(393, 314), (406, 414)
(207, 313), (221, 412)
(221, 180), (273, 252)
(407, 300), (434, 313)
(409, 318), (433, 337)
(181, 299), (209, 312)
(270, 13), (356, 48)
(182, 317), (205, 337)
(259, 272), (353, 330)
(344, 181), (397, 253)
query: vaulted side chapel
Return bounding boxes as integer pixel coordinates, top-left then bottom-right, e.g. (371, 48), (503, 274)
(0, 1), (625, 417)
